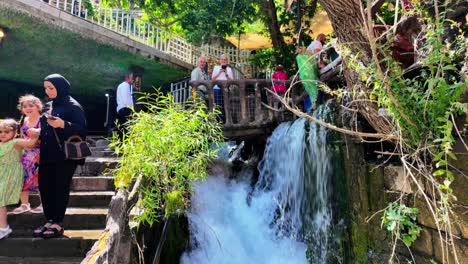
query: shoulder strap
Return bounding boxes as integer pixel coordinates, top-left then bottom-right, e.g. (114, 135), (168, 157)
(53, 129), (63, 151)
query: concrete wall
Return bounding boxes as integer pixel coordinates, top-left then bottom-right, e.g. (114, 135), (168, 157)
(0, 0), (193, 71)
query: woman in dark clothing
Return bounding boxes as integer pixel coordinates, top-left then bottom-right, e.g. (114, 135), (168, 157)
(33, 74), (87, 239)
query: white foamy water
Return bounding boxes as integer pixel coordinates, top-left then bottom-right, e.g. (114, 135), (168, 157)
(182, 109), (339, 263)
(180, 175), (308, 264)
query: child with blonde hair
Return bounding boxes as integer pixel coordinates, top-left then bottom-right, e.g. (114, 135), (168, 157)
(11, 95), (43, 214)
(0, 119), (40, 239)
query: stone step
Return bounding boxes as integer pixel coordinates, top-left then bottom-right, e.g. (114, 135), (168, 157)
(8, 208), (108, 230)
(75, 157), (119, 176)
(28, 191), (114, 208)
(72, 176), (115, 191)
(0, 230), (102, 258)
(91, 149), (117, 157)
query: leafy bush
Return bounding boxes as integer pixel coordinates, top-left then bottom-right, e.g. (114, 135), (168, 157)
(111, 92), (224, 224)
(381, 202), (421, 247)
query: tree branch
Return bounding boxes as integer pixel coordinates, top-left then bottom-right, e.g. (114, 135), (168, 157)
(269, 89), (398, 140)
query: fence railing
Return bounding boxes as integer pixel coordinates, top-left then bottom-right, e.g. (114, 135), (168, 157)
(189, 80), (294, 130)
(170, 78), (191, 106)
(45, 0), (249, 66)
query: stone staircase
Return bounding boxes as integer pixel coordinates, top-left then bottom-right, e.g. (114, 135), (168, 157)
(0, 137), (118, 264)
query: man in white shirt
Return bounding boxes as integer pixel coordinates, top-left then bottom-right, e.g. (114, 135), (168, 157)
(116, 73), (134, 139)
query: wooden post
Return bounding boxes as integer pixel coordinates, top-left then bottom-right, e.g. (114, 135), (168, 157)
(103, 7), (107, 27)
(255, 82), (263, 124)
(207, 84), (214, 113)
(223, 83), (232, 126)
(239, 82), (248, 125)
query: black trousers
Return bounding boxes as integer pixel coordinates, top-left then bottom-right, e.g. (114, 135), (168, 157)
(117, 107), (132, 140)
(38, 160), (77, 224)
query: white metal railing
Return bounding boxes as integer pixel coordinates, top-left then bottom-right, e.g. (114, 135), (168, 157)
(44, 0), (249, 67)
(170, 78), (191, 105)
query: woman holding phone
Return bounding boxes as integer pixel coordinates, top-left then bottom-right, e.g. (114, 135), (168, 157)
(211, 54), (233, 117)
(212, 54), (233, 81)
(33, 74), (87, 239)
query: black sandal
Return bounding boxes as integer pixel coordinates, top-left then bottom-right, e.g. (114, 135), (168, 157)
(42, 226), (64, 239)
(32, 225), (48, 238)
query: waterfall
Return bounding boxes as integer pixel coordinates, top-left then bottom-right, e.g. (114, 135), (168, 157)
(181, 103), (346, 264)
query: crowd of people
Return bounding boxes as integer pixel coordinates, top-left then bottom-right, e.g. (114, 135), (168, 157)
(0, 74), (87, 240)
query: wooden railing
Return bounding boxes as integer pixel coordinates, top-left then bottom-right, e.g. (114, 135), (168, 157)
(44, 0), (249, 66)
(190, 80), (294, 133)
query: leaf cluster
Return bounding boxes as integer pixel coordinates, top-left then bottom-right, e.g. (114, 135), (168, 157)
(381, 202), (422, 247)
(103, 0), (257, 44)
(111, 92), (224, 224)
(353, 18), (467, 150)
(351, 9), (467, 255)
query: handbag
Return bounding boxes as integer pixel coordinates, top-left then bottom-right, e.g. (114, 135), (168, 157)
(53, 129), (92, 160)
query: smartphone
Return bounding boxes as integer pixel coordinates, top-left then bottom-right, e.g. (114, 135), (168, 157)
(45, 114), (57, 120)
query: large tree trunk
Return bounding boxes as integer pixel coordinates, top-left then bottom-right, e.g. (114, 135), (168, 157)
(263, 0), (286, 49)
(319, 0), (371, 71)
(318, 0), (394, 135)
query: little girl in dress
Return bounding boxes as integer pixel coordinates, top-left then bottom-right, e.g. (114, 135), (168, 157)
(0, 119), (40, 239)
(11, 95), (43, 214)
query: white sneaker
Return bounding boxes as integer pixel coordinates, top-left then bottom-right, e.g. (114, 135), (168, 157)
(0, 226), (12, 239)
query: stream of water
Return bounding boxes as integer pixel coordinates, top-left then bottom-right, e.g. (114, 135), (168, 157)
(181, 104), (346, 264)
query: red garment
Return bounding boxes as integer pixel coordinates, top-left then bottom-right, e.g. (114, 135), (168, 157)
(391, 33), (415, 68)
(272, 70), (288, 93)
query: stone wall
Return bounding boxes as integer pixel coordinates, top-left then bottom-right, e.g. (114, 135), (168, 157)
(1, 0), (192, 70)
(344, 134), (468, 263)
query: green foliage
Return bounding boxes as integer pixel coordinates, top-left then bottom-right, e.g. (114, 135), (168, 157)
(103, 0), (257, 44)
(111, 92), (224, 224)
(350, 11), (467, 251)
(164, 190), (185, 218)
(353, 20), (466, 150)
(373, 2), (402, 25)
(351, 18), (466, 196)
(273, 0), (318, 43)
(381, 202), (422, 247)
(248, 43), (300, 75)
(0, 8), (186, 95)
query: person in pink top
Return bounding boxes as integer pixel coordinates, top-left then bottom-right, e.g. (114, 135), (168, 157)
(272, 64), (288, 94)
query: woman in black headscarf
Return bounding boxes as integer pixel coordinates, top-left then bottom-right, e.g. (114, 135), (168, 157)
(33, 74), (87, 239)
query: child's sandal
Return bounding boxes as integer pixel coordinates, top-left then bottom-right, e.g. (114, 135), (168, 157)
(11, 203), (31, 215)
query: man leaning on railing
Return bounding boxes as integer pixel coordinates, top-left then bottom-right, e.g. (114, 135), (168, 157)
(191, 56), (209, 103)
